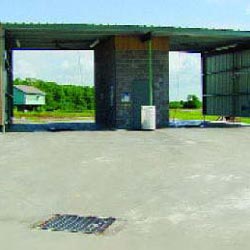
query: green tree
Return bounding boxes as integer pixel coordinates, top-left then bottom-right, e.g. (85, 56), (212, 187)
(183, 95), (202, 109)
(14, 78), (95, 112)
(169, 101), (183, 109)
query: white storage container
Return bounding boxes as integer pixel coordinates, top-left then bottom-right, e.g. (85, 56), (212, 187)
(141, 106), (156, 130)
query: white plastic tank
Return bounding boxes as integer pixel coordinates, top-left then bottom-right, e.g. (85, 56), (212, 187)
(141, 106), (156, 130)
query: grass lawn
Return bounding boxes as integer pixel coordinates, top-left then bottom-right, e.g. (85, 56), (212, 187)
(14, 109), (250, 124)
(14, 110), (95, 122)
(170, 109), (250, 123)
(170, 109), (216, 121)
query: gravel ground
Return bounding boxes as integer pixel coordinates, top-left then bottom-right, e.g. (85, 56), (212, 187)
(0, 128), (250, 250)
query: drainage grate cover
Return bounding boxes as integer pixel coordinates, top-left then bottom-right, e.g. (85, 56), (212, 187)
(35, 214), (116, 234)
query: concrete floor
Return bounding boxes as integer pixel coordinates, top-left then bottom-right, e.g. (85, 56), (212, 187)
(0, 128), (250, 250)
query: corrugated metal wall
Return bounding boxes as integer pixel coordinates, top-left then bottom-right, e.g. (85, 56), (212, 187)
(203, 49), (250, 117)
(236, 50), (250, 117)
(0, 27), (5, 130)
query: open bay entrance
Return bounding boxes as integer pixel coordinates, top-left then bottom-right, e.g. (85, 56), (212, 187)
(11, 50), (95, 132)
(169, 52), (205, 126)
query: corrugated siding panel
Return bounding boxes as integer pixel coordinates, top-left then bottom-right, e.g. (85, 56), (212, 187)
(204, 50), (250, 117)
(206, 96), (233, 115)
(237, 50), (250, 68)
(235, 51), (250, 116)
(206, 72), (234, 95)
(13, 89), (24, 105)
(206, 53), (234, 74)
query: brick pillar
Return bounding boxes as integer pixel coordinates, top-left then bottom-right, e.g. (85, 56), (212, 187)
(94, 36), (169, 129)
(114, 36), (169, 129)
(94, 38), (116, 128)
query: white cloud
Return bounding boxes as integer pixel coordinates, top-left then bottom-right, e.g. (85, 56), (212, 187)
(15, 59), (39, 79)
(170, 52), (200, 74)
(13, 51), (94, 86)
(13, 50), (201, 101)
(61, 60), (70, 70)
(169, 52), (202, 101)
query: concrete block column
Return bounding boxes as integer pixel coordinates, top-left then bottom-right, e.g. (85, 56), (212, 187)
(114, 36), (169, 129)
(94, 38), (116, 128)
(94, 36), (169, 129)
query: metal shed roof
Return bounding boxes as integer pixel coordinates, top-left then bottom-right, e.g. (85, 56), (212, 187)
(2, 23), (250, 52)
(14, 85), (45, 95)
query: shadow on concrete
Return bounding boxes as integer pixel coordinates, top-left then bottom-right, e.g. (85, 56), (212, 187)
(169, 120), (250, 128)
(5, 120), (250, 132)
(7, 122), (106, 132)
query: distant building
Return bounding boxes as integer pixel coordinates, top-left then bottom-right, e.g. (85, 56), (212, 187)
(14, 85), (46, 111)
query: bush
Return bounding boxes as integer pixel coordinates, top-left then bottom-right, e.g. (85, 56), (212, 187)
(183, 95), (202, 109)
(169, 101), (183, 109)
(170, 95), (202, 109)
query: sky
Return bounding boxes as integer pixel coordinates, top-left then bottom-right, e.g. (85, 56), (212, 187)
(2, 0), (250, 100)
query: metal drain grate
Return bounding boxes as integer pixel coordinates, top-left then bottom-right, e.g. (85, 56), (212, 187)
(35, 214), (116, 234)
